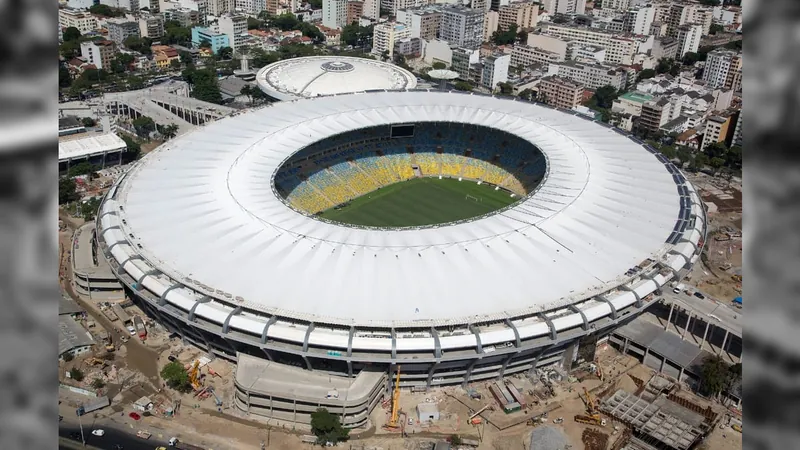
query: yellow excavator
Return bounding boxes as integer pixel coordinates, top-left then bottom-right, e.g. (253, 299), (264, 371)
(574, 387), (606, 426)
(189, 360), (202, 391)
(383, 366), (401, 430)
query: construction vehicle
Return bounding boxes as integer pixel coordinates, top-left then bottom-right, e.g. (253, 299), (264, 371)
(207, 386), (222, 407)
(168, 437), (205, 450)
(189, 360), (202, 391)
(594, 360), (604, 382)
(383, 366), (401, 430)
(86, 357), (107, 367)
(468, 404), (491, 425)
(101, 332), (115, 352)
(731, 274), (742, 282)
(732, 424), (742, 433)
(553, 417), (564, 424)
(136, 430), (151, 439)
(574, 387), (606, 426)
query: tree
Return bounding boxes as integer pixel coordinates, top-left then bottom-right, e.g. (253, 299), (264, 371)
(432, 61), (446, 70)
(63, 352), (74, 362)
(79, 197), (102, 221)
(124, 36), (152, 54)
(709, 156), (725, 170)
(682, 52), (701, 66)
(164, 24), (191, 46)
(59, 177), (79, 204)
(676, 147), (691, 165)
(160, 361), (193, 393)
(310, 408), (349, 445)
(111, 53), (135, 74)
(217, 46), (233, 60)
(240, 84), (253, 104)
(341, 23), (373, 47)
(699, 355), (729, 396)
(133, 116), (156, 138)
(91, 379), (106, 389)
(709, 24), (724, 35)
(198, 38), (212, 49)
(190, 68), (223, 104)
(704, 141), (728, 160)
(158, 123), (179, 139)
(89, 4), (123, 17)
(725, 145), (742, 170)
(121, 135), (142, 162)
(179, 50), (193, 66)
(270, 13), (302, 31)
(69, 368), (85, 382)
(496, 82), (514, 95)
(247, 17), (263, 30)
(692, 152), (709, 171)
(250, 48), (279, 68)
(449, 435), (462, 446)
(59, 65), (72, 88)
(659, 145), (677, 160)
(60, 40), (81, 59)
(637, 68), (656, 81)
(68, 162), (98, 178)
(591, 85), (619, 109)
(518, 88), (535, 101)
(81, 117), (96, 127)
(492, 24), (518, 45)
(126, 75), (145, 90)
(454, 81), (473, 91)
(63, 27), (82, 42)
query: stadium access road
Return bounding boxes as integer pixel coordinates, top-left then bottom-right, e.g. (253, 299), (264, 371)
(660, 290), (742, 337)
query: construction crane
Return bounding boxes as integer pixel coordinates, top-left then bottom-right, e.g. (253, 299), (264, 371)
(383, 366), (401, 430)
(189, 360), (201, 391)
(574, 387), (606, 426)
(469, 405), (491, 425)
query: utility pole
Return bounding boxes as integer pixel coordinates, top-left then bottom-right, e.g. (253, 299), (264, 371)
(76, 407), (86, 447)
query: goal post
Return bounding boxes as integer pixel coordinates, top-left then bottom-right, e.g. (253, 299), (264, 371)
(465, 194), (482, 203)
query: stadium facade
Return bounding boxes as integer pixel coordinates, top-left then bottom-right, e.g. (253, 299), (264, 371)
(254, 56), (417, 101)
(96, 91), (706, 427)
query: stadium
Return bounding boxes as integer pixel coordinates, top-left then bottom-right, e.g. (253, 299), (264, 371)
(96, 90), (706, 427)
(254, 56), (417, 101)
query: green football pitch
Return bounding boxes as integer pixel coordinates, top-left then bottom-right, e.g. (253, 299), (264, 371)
(318, 177), (519, 227)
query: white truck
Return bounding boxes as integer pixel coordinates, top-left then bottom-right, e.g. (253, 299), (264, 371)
(673, 283), (685, 294)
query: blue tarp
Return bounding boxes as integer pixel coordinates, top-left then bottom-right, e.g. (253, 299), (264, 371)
(733, 297), (742, 304)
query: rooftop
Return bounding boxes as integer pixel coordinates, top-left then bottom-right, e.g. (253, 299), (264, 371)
(620, 91), (654, 104)
(58, 133), (127, 161)
(59, 316), (95, 355)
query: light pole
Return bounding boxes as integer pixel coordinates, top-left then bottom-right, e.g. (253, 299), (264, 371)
(76, 407), (86, 447)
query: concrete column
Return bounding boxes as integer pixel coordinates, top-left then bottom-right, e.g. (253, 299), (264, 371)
(659, 357), (665, 373)
(719, 330), (730, 355)
(622, 337), (629, 354)
(700, 321), (711, 349)
(682, 312), (692, 340)
(665, 303), (675, 330)
(678, 367), (684, 380)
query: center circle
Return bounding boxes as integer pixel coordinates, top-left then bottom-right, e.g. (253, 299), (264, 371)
(273, 122), (547, 228)
(320, 61), (355, 73)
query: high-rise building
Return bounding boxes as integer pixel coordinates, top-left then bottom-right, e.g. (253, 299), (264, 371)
(700, 114), (733, 150)
(651, 37), (678, 60)
(382, 0), (433, 17)
(541, 0), (585, 15)
(483, 11), (499, 41)
(138, 15), (165, 39)
(58, 9), (99, 34)
(440, 6), (485, 50)
(203, 0), (234, 16)
(703, 49), (742, 91)
(323, 0), (348, 29)
(191, 26), (230, 53)
(362, 0), (379, 18)
(79, 40), (116, 70)
(537, 76), (584, 109)
(675, 23), (702, 57)
(731, 109), (742, 147)
(510, 44), (565, 67)
(218, 14), (247, 50)
(666, 3), (712, 37)
(624, 6), (654, 35)
(397, 7), (441, 40)
(107, 19), (141, 45)
(451, 47), (480, 80)
(497, 1), (539, 31)
(541, 24), (636, 65)
(549, 60), (627, 91)
(346, 1), (364, 25)
(372, 22), (411, 58)
(235, 0), (267, 14)
(481, 53), (510, 90)
(599, 0), (629, 11)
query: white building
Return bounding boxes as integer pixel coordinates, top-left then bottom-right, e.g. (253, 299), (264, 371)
(626, 6), (654, 35)
(58, 9), (99, 34)
(372, 22), (411, 58)
(218, 14), (248, 50)
(702, 49), (741, 90)
(549, 60), (627, 91)
(322, 0), (348, 29)
(484, 10), (499, 42)
(139, 15), (165, 38)
(569, 43), (606, 64)
(363, 0), (379, 19)
(675, 23), (702, 58)
(440, 6), (485, 50)
(481, 53), (510, 90)
(80, 40), (116, 70)
(541, 0), (585, 15)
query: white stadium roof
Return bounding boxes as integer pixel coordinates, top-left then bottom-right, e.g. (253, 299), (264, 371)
(255, 56), (417, 101)
(59, 133), (127, 161)
(102, 91), (693, 328)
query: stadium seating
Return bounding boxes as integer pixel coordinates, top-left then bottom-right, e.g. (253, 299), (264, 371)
(273, 123), (548, 213)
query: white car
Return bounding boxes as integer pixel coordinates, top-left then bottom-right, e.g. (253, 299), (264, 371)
(127, 326), (136, 335)
(91, 429), (105, 437)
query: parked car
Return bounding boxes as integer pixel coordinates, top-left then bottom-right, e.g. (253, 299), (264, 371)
(91, 429), (105, 437)
(693, 292), (705, 299)
(168, 355), (177, 362)
(127, 326), (136, 336)
(129, 412), (141, 420)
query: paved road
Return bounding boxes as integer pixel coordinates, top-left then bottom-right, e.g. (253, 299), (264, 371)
(59, 424), (171, 450)
(661, 290), (742, 336)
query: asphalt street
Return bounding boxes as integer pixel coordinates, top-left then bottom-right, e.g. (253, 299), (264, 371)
(661, 289), (742, 336)
(59, 424), (170, 450)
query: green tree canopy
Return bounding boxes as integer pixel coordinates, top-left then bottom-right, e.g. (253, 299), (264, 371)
(132, 116), (156, 137)
(69, 368), (85, 382)
(121, 135), (142, 162)
(432, 61), (446, 70)
(217, 46), (233, 59)
(59, 65), (72, 88)
(497, 82), (514, 95)
(492, 24), (519, 45)
(310, 408), (349, 445)
(164, 23), (192, 45)
(160, 361), (193, 393)
(189, 68), (223, 104)
(591, 85), (619, 109)
(81, 117), (96, 127)
(59, 177), (79, 204)
(637, 68), (656, 81)
(518, 88), (535, 101)
(699, 355), (730, 396)
(158, 123), (179, 139)
(454, 81), (473, 91)
(341, 23), (373, 47)
(63, 27), (82, 42)
(89, 4), (124, 16)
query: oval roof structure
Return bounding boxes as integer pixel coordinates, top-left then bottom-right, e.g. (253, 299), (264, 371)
(255, 56), (418, 100)
(101, 91), (693, 328)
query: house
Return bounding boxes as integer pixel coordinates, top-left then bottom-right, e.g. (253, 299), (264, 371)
(133, 396), (154, 412)
(151, 45), (181, 69)
(59, 316), (95, 360)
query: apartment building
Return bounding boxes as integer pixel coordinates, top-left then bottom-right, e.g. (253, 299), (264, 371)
(611, 91), (654, 116)
(540, 24), (635, 64)
(537, 76), (584, 109)
(731, 109), (742, 147)
(599, 0), (629, 11)
(700, 114), (733, 150)
(651, 36), (678, 60)
(541, 0), (585, 15)
(397, 7), (441, 40)
(703, 49), (742, 91)
(498, 1), (539, 31)
(484, 11), (499, 41)
(568, 43), (606, 64)
(362, 0), (379, 19)
(204, 0), (233, 16)
(191, 27), (230, 53)
(219, 14), (248, 50)
(382, 0), (434, 17)
(675, 23), (702, 58)
(107, 19), (141, 45)
(59, 9), (98, 34)
(372, 22), (411, 58)
(323, 0), (348, 29)
(138, 15), (165, 39)
(394, 37), (423, 57)
(550, 60), (627, 90)
(79, 40), (116, 70)
(511, 44), (565, 67)
(639, 97), (673, 133)
(163, 8), (200, 27)
(666, 2), (713, 37)
(624, 6), (655, 35)
(234, 0), (267, 14)
(440, 6), (485, 50)
(451, 47), (480, 80)
(346, 1), (364, 25)
(481, 54), (510, 90)
(527, 34), (569, 58)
